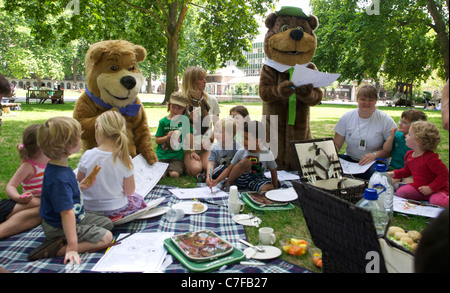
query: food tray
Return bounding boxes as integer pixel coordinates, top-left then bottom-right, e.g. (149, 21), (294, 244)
(246, 191), (289, 207)
(241, 192), (295, 212)
(290, 138), (367, 203)
(164, 238), (245, 272)
(170, 230), (233, 262)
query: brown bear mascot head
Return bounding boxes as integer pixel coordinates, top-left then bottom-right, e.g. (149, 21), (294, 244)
(73, 40), (157, 165)
(84, 40), (146, 109)
(264, 6), (319, 66)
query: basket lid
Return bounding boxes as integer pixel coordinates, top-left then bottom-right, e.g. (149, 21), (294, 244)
(363, 188), (378, 200)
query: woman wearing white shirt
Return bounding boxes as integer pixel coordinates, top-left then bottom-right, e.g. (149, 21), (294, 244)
(182, 66), (220, 177)
(334, 84), (396, 180)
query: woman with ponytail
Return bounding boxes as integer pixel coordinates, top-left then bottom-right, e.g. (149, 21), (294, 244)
(77, 111), (146, 220)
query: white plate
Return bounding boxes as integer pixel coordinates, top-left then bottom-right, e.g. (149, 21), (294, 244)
(137, 206), (170, 219)
(243, 245), (282, 260)
(113, 197), (166, 226)
(232, 214), (262, 226)
(265, 188), (298, 202)
(313, 154), (330, 179)
(172, 201), (208, 215)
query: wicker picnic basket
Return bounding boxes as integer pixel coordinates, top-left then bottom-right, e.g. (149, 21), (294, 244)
(292, 181), (414, 273)
(290, 138), (367, 204)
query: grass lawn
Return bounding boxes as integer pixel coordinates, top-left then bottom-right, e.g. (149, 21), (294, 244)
(0, 100), (448, 272)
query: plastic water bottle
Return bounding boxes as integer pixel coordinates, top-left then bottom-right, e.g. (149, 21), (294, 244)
(356, 188), (389, 235)
(368, 159), (394, 218)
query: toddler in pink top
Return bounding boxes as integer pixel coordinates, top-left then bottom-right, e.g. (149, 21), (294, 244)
(1, 124), (49, 239)
(388, 121), (449, 207)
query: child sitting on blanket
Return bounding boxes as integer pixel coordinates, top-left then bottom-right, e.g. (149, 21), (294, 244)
(1, 124), (48, 240)
(206, 118), (240, 186)
(30, 117), (113, 265)
(229, 105), (250, 146)
(155, 92), (191, 178)
(210, 121), (279, 193)
(388, 121), (449, 207)
(383, 109), (427, 186)
(77, 111), (146, 220)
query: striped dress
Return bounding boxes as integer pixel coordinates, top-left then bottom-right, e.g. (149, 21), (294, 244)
(21, 159), (47, 196)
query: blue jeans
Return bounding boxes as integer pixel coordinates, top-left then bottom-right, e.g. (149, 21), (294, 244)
(338, 154), (375, 180)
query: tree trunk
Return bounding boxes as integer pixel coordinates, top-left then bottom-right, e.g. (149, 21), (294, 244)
(73, 57), (78, 90)
(164, 35), (178, 103)
(163, 0), (180, 103)
(427, 0), (449, 80)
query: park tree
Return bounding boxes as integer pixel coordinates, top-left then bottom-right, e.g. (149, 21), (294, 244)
(310, 0), (449, 86)
(2, 0), (275, 101)
(0, 0), (80, 86)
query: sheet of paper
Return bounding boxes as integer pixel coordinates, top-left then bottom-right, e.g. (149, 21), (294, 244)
(264, 59), (294, 73)
(291, 64), (340, 88)
(91, 232), (173, 272)
(132, 154), (168, 196)
(264, 170), (300, 181)
(393, 196), (444, 218)
(169, 186), (229, 199)
(339, 158), (374, 174)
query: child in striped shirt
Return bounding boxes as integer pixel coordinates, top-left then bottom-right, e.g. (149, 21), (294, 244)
(1, 124), (49, 239)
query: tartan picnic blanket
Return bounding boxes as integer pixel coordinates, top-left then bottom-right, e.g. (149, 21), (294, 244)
(0, 184), (310, 273)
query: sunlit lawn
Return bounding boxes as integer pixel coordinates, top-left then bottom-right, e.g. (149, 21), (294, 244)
(0, 100), (448, 271)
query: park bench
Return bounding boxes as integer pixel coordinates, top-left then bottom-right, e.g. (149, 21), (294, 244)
(1, 102), (22, 114)
(26, 89), (64, 104)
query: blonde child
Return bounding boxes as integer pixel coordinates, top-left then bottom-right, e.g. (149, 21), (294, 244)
(155, 92), (191, 178)
(384, 110), (427, 170)
(77, 111), (146, 220)
(1, 124), (47, 239)
(29, 117), (113, 265)
(383, 109), (427, 186)
(210, 121), (278, 193)
(206, 118), (240, 187)
(388, 121), (449, 207)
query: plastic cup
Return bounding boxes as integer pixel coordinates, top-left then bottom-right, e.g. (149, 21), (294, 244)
(165, 208), (185, 222)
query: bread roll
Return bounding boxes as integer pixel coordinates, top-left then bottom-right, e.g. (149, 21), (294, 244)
(394, 231), (409, 240)
(400, 236), (414, 245)
(388, 226), (405, 237)
(407, 230), (422, 242)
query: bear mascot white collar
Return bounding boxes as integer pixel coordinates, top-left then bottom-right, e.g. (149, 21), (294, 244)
(73, 40), (157, 165)
(259, 6), (323, 171)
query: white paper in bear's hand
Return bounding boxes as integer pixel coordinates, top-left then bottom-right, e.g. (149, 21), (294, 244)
(291, 65), (340, 88)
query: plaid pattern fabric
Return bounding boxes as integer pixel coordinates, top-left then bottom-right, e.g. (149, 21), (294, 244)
(0, 184), (310, 273)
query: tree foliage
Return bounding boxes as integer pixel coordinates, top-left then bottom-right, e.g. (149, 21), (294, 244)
(2, 0), (275, 101)
(310, 0), (448, 85)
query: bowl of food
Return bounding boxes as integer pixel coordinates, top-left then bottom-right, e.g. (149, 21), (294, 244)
(309, 247), (322, 268)
(279, 236), (310, 256)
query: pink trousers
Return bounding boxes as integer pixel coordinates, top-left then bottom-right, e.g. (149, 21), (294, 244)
(396, 184), (449, 208)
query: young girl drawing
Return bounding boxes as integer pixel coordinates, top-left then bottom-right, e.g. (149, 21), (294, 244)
(1, 124), (48, 239)
(77, 111), (146, 220)
(388, 121), (449, 207)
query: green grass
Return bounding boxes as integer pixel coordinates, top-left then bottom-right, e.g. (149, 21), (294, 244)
(1, 100), (448, 272)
